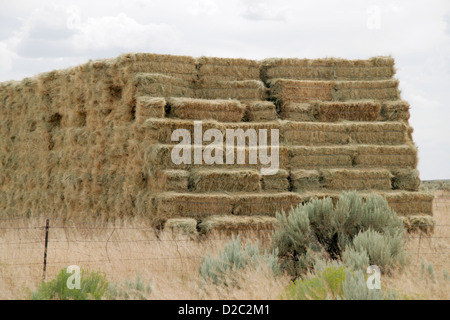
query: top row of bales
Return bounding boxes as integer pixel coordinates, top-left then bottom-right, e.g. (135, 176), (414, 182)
(0, 54), (397, 131)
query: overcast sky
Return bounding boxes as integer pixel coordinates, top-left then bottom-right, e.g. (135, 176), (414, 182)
(1, 0), (449, 180)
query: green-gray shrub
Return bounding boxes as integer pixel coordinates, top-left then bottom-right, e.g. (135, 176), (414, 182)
(342, 246), (370, 272)
(108, 274), (152, 300)
(200, 235), (280, 285)
(31, 268), (109, 300)
(272, 191), (407, 278)
(342, 269), (398, 300)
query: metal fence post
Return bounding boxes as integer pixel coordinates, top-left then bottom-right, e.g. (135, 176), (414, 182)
(42, 218), (49, 281)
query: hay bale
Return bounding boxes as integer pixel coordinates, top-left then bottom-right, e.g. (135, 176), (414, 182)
(154, 193), (234, 220)
(164, 218), (198, 235)
(347, 122), (410, 145)
(135, 96), (166, 123)
(380, 191), (434, 216)
(313, 100), (381, 122)
(270, 79), (399, 104)
(156, 170), (189, 192)
(269, 79), (334, 104)
(333, 80), (400, 101)
(243, 101), (278, 121)
(320, 169), (392, 190)
(195, 79), (267, 101)
(189, 169), (261, 192)
(279, 103), (315, 121)
(290, 146), (355, 169)
(261, 169), (289, 191)
(400, 215), (435, 234)
(391, 169), (420, 191)
(197, 56), (260, 81)
(354, 145), (418, 169)
(124, 73), (194, 105)
(379, 101), (410, 121)
(167, 97), (244, 122)
(282, 121), (349, 145)
(198, 215), (278, 235)
(232, 192), (304, 216)
(261, 56), (395, 81)
(290, 170), (321, 191)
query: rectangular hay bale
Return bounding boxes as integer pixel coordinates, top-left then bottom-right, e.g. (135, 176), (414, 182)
(136, 96), (166, 123)
(320, 169), (392, 190)
(290, 170), (321, 191)
(189, 169), (261, 192)
(198, 215), (279, 234)
(354, 145), (418, 169)
(314, 100), (381, 122)
(290, 146), (355, 169)
(282, 121), (349, 145)
(244, 101), (278, 121)
(261, 169), (290, 192)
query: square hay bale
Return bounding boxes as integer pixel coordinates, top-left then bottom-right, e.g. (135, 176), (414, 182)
(136, 96), (166, 123)
(279, 103), (315, 121)
(269, 79), (335, 104)
(198, 215), (279, 235)
(167, 97), (244, 122)
(224, 145), (290, 171)
(117, 53), (197, 81)
(290, 146), (355, 169)
(261, 58), (335, 81)
(353, 145), (418, 169)
(189, 169), (261, 192)
(333, 80), (400, 101)
(154, 193), (234, 220)
(290, 170), (321, 191)
(261, 56), (395, 81)
(391, 169), (421, 191)
(400, 215), (435, 234)
(313, 100), (381, 122)
(333, 57), (396, 80)
(196, 80), (267, 101)
(137, 118), (222, 144)
(379, 101), (410, 121)
(380, 191), (434, 216)
(243, 101), (278, 121)
(346, 122), (409, 145)
(197, 56), (260, 81)
(124, 73), (194, 105)
(156, 170), (189, 192)
(261, 169), (290, 191)
(320, 169), (392, 190)
(282, 122), (349, 145)
(164, 218), (198, 235)
(232, 192), (304, 216)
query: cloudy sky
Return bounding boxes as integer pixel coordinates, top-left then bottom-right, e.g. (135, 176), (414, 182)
(1, 0), (449, 179)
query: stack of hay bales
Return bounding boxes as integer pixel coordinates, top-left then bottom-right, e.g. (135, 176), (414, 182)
(0, 53), (434, 234)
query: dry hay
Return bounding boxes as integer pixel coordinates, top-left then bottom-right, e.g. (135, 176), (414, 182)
(282, 121), (349, 145)
(269, 80), (335, 104)
(269, 79), (399, 104)
(164, 218), (198, 235)
(320, 168), (392, 190)
(197, 56), (260, 81)
(353, 145), (418, 169)
(198, 215), (278, 235)
(135, 96), (166, 123)
(391, 169), (420, 191)
(400, 215), (435, 234)
(346, 122), (410, 145)
(116, 53), (197, 81)
(195, 79), (267, 101)
(279, 103), (315, 121)
(124, 73), (194, 106)
(243, 101), (278, 121)
(189, 169), (261, 192)
(379, 101), (410, 121)
(155, 170), (189, 192)
(380, 191), (434, 216)
(313, 100), (381, 122)
(261, 169), (290, 192)
(289, 146), (355, 169)
(154, 193), (235, 221)
(137, 118), (222, 144)
(290, 170), (321, 191)
(232, 192), (304, 216)
(167, 97), (244, 122)
(261, 56), (395, 81)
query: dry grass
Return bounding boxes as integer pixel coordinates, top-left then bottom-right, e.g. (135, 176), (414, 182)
(0, 190), (448, 300)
